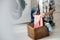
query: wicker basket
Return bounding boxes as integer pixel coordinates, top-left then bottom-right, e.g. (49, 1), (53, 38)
(27, 23), (49, 39)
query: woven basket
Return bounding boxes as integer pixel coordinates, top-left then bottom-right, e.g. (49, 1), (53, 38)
(27, 23), (49, 39)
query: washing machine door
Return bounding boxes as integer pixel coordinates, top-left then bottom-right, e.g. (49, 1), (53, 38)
(10, 0), (31, 24)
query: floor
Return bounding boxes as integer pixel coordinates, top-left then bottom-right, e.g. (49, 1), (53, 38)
(15, 0), (60, 40)
(15, 13), (60, 40)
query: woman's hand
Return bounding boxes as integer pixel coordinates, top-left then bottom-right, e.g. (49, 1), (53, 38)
(33, 10), (55, 18)
(40, 10), (55, 18)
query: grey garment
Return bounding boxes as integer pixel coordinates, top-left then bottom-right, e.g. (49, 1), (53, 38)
(49, 0), (55, 11)
(43, 0), (55, 22)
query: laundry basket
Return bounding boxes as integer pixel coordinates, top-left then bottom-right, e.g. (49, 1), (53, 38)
(27, 23), (49, 39)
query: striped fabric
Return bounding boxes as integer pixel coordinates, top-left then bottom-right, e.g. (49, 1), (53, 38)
(37, 0), (55, 22)
(33, 0), (55, 28)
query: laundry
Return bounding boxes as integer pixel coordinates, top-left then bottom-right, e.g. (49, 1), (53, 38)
(45, 23), (53, 32)
(33, 14), (43, 28)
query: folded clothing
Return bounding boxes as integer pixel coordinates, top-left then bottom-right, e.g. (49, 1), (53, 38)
(33, 15), (43, 28)
(45, 23), (53, 32)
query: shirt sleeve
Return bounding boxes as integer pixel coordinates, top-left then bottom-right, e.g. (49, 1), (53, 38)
(49, 0), (55, 11)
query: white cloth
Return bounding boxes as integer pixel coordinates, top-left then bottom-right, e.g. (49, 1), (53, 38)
(38, 0), (49, 13)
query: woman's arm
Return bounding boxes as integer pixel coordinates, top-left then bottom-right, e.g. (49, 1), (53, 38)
(42, 10), (55, 17)
(42, 0), (55, 17)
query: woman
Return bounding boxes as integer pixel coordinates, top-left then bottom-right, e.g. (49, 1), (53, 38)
(33, 0), (55, 31)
